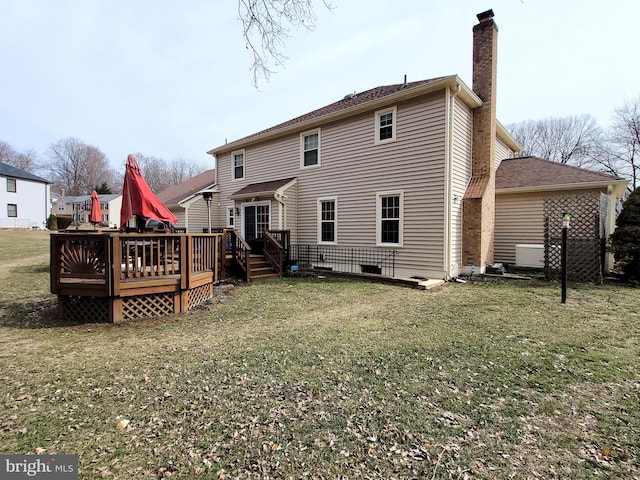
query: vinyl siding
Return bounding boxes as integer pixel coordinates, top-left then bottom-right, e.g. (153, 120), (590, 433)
(0, 176), (49, 228)
(187, 197), (213, 233)
(214, 91), (450, 278)
(495, 188), (608, 264)
(450, 96), (473, 274)
(495, 192), (544, 264)
(494, 136), (514, 169)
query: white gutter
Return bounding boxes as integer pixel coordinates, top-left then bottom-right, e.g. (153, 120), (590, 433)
(444, 83), (462, 280)
(496, 180), (628, 195)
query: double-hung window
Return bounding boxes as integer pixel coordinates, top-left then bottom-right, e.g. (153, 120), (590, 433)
(7, 204), (17, 218)
(317, 197), (337, 244)
(374, 106), (397, 145)
(7, 178), (16, 193)
(301, 129), (320, 168)
(232, 150), (244, 180)
(376, 192), (403, 246)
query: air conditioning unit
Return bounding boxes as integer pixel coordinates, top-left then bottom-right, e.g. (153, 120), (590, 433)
(515, 244), (544, 268)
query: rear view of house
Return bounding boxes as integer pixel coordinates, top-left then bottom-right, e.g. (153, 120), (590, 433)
(207, 10), (520, 281)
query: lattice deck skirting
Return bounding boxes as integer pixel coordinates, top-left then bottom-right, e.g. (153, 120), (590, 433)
(188, 284), (213, 309)
(58, 283), (215, 324)
(59, 296), (110, 323)
(122, 293), (174, 321)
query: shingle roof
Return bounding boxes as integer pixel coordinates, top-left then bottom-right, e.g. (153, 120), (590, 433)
(231, 177), (297, 198)
(496, 156), (625, 190)
(0, 162), (50, 184)
(156, 170), (216, 206)
(213, 77), (450, 150)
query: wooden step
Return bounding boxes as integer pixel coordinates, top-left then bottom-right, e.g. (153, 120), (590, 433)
(248, 254), (279, 280)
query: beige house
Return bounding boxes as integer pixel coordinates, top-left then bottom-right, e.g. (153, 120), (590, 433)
(156, 169), (217, 233)
(207, 10), (521, 281)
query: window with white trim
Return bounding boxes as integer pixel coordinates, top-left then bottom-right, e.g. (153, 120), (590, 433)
(301, 129), (320, 168)
(232, 150), (244, 180)
(7, 178), (16, 192)
(317, 197), (337, 244)
(376, 192), (403, 246)
(7, 203), (17, 218)
(374, 106), (397, 145)
(227, 207), (235, 228)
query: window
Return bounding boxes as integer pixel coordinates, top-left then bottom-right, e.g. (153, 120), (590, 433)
(375, 106), (397, 145)
(7, 178), (16, 192)
(301, 129), (320, 167)
(227, 207), (235, 228)
(317, 197), (337, 244)
(101, 203), (108, 211)
(7, 204), (17, 218)
(376, 192), (403, 246)
(232, 150), (244, 180)
(256, 204), (270, 238)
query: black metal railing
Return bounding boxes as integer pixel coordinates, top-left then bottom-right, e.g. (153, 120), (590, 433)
(290, 244), (397, 278)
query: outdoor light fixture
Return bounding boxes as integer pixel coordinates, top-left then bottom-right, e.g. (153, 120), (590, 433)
(197, 188), (218, 234)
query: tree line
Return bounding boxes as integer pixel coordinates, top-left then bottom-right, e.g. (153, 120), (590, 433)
(507, 96), (640, 191)
(0, 137), (209, 196)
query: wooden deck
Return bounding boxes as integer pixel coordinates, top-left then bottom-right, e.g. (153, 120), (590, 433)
(50, 232), (226, 324)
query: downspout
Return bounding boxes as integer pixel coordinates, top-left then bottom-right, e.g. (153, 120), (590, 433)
(444, 83), (462, 280)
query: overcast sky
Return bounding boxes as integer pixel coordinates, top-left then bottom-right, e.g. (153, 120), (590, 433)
(1, 0), (638, 174)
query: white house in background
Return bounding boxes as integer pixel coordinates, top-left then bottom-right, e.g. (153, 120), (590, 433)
(0, 162), (51, 229)
(55, 193), (123, 228)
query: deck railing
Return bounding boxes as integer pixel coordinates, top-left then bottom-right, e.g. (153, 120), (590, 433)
(51, 232), (224, 299)
(263, 231), (284, 275)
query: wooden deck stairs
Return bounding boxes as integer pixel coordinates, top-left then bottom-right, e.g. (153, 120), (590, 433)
(249, 254), (280, 280)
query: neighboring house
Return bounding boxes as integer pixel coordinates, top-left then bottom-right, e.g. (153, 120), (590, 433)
(55, 193), (123, 228)
(494, 156), (628, 271)
(207, 10), (516, 280)
(0, 162), (51, 229)
(156, 170), (217, 233)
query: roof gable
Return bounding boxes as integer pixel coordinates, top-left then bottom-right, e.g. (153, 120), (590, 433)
(156, 170), (216, 206)
(209, 75), (482, 155)
(0, 162), (50, 184)
(496, 156), (626, 190)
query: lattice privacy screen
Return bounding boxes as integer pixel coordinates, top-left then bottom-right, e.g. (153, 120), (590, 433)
(543, 193), (607, 283)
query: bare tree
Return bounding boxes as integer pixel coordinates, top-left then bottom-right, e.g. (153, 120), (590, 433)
(0, 141), (41, 173)
(0, 141), (17, 165)
(134, 153), (208, 192)
(133, 153), (169, 192)
(602, 97), (640, 191)
(47, 138), (114, 195)
(508, 115), (603, 167)
(238, 0), (332, 86)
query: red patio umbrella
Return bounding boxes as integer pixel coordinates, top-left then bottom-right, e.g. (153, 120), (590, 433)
(119, 154), (178, 232)
(90, 190), (102, 226)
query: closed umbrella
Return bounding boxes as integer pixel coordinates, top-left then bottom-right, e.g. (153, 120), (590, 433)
(90, 190), (102, 228)
(119, 154), (178, 232)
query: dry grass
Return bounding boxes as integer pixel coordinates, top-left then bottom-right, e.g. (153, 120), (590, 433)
(0, 230), (638, 479)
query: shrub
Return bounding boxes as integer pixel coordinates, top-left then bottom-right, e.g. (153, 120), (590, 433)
(610, 187), (640, 280)
(55, 215), (74, 230)
(46, 214), (58, 231)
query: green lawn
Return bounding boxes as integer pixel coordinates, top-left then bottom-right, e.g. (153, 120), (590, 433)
(0, 230), (638, 478)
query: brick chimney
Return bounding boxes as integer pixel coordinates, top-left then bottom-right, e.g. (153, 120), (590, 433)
(462, 9), (498, 271)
